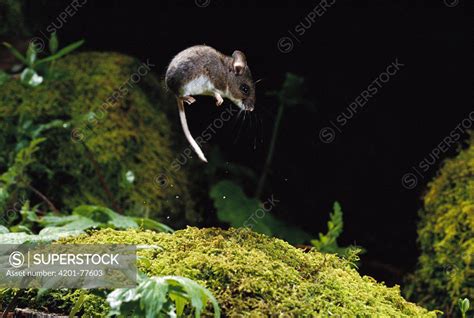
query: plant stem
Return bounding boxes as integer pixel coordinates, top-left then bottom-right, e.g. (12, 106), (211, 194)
(256, 102), (285, 199)
(49, 60), (55, 74)
(27, 183), (60, 215)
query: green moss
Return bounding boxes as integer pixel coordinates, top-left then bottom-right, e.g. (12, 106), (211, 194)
(53, 227), (435, 317)
(0, 288), (108, 317)
(0, 52), (198, 225)
(407, 134), (474, 316)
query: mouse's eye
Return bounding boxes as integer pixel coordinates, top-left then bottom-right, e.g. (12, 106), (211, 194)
(239, 83), (250, 96)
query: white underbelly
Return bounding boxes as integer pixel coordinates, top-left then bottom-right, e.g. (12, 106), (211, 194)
(182, 75), (215, 96)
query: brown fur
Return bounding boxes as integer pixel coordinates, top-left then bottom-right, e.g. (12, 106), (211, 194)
(165, 45), (255, 110)
(165, 45), (256, 163)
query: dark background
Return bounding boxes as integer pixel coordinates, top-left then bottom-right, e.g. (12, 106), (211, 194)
(27, 0), (472, 286)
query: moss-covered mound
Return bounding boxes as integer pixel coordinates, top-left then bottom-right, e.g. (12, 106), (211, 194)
(0, 52), (198, 224)
(407, 135), (474, 315)
(49, 227), (434, 317)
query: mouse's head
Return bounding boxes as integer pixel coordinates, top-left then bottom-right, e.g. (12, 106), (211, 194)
(227, 50), (255, 112)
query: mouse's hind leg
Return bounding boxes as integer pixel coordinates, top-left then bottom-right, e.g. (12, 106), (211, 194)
(180, 96), (196, 105)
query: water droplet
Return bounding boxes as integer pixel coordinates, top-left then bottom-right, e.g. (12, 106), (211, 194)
(223, 196), (226, 199)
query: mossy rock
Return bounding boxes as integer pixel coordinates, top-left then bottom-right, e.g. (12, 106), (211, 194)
(406, 134), (474, 316)
(6, 227), (435, 317)
(0, 52), (199, 225)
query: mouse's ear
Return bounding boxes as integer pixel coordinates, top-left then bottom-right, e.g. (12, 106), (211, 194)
(232, 50), (247, 75)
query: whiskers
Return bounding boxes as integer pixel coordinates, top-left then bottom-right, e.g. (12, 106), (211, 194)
(231, 105), (266, 149)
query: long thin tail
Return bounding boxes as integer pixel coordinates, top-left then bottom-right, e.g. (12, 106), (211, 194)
(177, 98), (208, 163)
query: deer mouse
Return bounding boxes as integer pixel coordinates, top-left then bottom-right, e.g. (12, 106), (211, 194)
(165, 45), (256, 163)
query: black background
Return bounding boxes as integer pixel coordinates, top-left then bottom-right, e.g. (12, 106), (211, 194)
(28, 0), (472, 285)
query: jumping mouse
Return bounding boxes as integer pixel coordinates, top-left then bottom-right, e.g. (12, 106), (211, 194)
(165, 45), (256, 162)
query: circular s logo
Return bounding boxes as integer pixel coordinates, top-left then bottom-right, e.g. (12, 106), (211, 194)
(9, 251), (25, 268)
(319, 127), (336, 144)
(277, 37), (294, 53)
(401, 173), (418, 190)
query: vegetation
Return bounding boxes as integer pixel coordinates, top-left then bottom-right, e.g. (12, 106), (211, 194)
(210, 180), (310, 244)
(458, 298), (470, 318)
(311, 201), (364, 260)
(406, 134), (474, 316)
(0, 204), (172, 244)
(3, 32), (84, 87)
(0, 16), (455, 314)
(0, 52), (199, 228)
(107, 274), (220, 317)
(256, 73), (311, 198)
(21, 227), (435, 317)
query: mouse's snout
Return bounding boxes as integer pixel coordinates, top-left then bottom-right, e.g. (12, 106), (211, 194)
(242, 98), (255, 112)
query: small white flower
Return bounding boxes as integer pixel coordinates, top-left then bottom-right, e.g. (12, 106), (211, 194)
(125, 171), (135, 183)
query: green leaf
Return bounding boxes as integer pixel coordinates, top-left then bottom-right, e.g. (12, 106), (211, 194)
(210, 180), (310, 244)
(40, 214), (83, 227)
(132, 217), (174, 233)
(140, 278), (169, 318)
(40, 214), (100, 232)
(20, 68), (43, 87)
(0, 228), (82, 244)
(40, 205), (140, 235)
(310, 202), (364, 262)
(2, 42), (27, 64)
(169, 292), (187, 316)
(36, 40), (84, 65)
(26, 42), (37, 66)
(69, 290), (86, 318)
(0, 232), (31, 244)
(210, 180), (270, 234)
(167, 276), (220, 317)
(38, 227), (85, 238)
(0, 225), (9, 234)
(0, 137), (45, 187)
(9, 225), (32, 234)
(73, 205), (137, 229)
(49, 32), (59, 54)
(107, 275), (220, 318)
(459, 298), (470, 314)
(30, 119), (65, 138)
(311, 201), (344, 253)
(108, 213), (138, 229)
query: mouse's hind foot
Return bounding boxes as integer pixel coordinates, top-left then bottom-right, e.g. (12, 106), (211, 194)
(214, 92), (224, 106)
(180, 96), (196, 105)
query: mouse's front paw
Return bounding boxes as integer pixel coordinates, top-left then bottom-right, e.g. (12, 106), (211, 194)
(182, 96), (196, 105)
